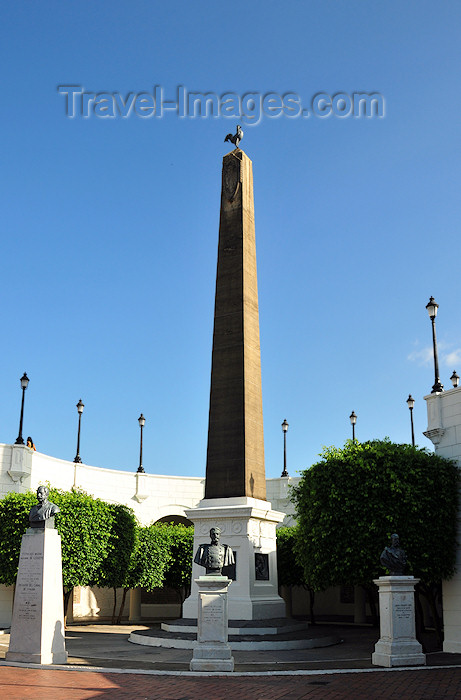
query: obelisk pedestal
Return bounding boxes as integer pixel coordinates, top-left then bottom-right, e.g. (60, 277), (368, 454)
(190, 576), (234, 672)
(183, 497), (285, 620)
(372, 576), (425, 667)
(6, 524), (67, 664)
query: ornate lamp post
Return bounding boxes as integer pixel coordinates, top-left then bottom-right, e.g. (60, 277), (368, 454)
(406, 394), (415, 447)
(73, 399), (84, 463)
(137, 413), (146, 473)
(281, 419), (289, 477)
(451, 371), (459, 388)
(15, 372), (30, 445)
(350, 411), (357, 440)
(426, 296), (443, 393)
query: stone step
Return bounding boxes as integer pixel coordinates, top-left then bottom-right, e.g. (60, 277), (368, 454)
(162, 617), (308, 636)
(128, 624), (342, 651)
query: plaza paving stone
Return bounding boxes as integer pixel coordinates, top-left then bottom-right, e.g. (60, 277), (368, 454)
(0, 623), (461, 699)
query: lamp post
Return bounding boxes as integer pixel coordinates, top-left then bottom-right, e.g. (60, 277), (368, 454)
(451, 371), (459, 388)
(350, 411), (357, 440)
(15, 372), (30, 445)
(73, 399), (84, 463)
(426, 296), (443, 393)
(281, 419), (289, 477)
(137, 413), (146, 473)
(406, 394), (415, 447)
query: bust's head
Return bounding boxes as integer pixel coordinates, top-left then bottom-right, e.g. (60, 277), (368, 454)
(390, 533), (400, 548)
(36, 485), (49, 504)
(210, 527), (221, 544)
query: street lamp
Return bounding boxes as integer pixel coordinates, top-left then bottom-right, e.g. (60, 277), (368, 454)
(137, 413), (146, 473)
(15, 372), (30, 445)
(426, 296), (443, 393)
(350, 411), (357, 440)
(73, 399), (84, 463)
(406, 394), (415, 447)
(451, 371), (459, 389)
(281, 419), (289, 477)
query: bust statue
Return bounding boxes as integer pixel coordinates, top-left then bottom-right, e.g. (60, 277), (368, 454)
(380, 533), (407, 575)
(29, 485), (60, 525)
(194, 527), (234, 575)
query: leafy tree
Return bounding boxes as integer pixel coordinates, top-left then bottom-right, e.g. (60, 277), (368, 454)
(115, 522), (175, 622)
(291, 439), (459, 640)
(116, 522), (194, 622)
(49, 488), (116, 617)
(0, 491), (37, 586)
(277, 526), (316, 623)
(161, 523), (194, 616)
(96, 504), (137, 623)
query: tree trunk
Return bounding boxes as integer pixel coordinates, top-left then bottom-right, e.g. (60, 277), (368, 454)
(364, 584), (379, 627)
(419, 582), (443, 649)
(414, 585), (426, 636)
(116, 588), (128, 624)
(307, 587), (316, 625)
(63, 587), (74, 627)
(111, 586), (117, 625)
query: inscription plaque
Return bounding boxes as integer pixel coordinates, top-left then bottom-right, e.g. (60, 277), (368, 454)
(396, 603), (412, 620)
(199, 593), (226, 643)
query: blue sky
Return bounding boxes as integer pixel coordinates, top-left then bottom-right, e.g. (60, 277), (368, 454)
(2, 2), (460, 480)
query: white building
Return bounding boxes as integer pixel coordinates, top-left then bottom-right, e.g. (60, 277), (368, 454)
(424, 385), (461, 653)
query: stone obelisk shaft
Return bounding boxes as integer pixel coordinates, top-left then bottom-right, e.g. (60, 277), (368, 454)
(205, 150), (266, 500)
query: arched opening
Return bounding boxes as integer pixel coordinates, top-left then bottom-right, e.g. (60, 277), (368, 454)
(140, 514), (194, 619)
(155, 514), (193, 526)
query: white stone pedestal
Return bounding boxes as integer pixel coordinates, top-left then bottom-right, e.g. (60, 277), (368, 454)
(372, 576), (425, 667)
(190, 576), (234, 672)
(183, 497), (286, 620)
(6, 526), (67, 664)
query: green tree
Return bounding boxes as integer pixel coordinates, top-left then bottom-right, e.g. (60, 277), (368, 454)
(116, 523), (194, 623)
(291, 439), (459, 640)
(96, 504), (138, 623)
(161, 523), (194, 616)
(0, 491), (37, 586)
(117, 522), (175, 621)
(49, 488), (115, 617)
(277, 525), (316, 623)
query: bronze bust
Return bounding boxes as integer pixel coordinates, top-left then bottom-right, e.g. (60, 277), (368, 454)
(380, 533), (407, 575)
(29, 485), (60, 526)
(194, 527), (234, 575)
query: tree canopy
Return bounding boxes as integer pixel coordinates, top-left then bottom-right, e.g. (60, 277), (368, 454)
(291, 439), (459, 592)
(0, 489), (193, 602)
(276, 525), (307, 589)
(0, 491), (37, 586)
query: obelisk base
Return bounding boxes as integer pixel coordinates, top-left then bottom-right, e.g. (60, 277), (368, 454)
(372, 576), (425, 667)
(6, 527), (67, 665)
(183, 497), (286, 620)
(190, 576), (234, 672)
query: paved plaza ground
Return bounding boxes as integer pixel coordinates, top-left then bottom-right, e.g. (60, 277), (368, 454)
(1, 623), (461, 699)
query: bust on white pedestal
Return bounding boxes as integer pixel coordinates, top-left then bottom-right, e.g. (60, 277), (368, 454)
(6, 486), (67, 665)
(190, 528), (234, 671)
(372, 535), (425, 667)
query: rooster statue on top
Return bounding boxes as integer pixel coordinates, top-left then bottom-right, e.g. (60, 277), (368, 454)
(224, 124), (243, 149)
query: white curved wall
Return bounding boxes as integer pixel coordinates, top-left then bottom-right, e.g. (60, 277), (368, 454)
(0, 443), (299, 526)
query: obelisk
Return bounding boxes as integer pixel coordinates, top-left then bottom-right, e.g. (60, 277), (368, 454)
(184, 149), (285, 620)
(205, 149), (266, 500)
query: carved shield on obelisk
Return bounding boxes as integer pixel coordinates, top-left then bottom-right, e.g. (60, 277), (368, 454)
(222, 155), (241, 202)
